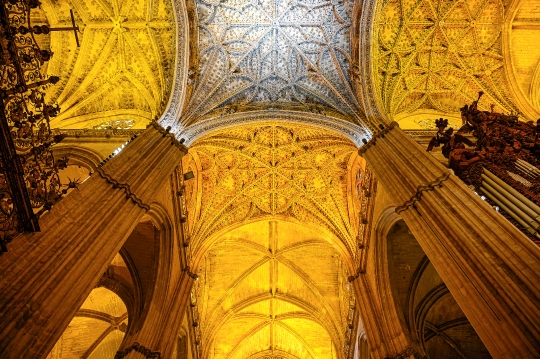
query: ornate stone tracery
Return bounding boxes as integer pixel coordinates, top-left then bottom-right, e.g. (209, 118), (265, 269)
(42, 0), (182, 129)
(185, 122), (358, 255)
(181, 0), (363, 125)
(374, 0), (519, 119)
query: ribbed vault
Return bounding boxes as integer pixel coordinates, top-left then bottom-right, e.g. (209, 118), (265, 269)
(373, 0), (518, 127)
(191, 220), (355, 359)
(183, 122), (359, 257)
(42, 0), (176, 129)
(48, 256), (130, 359)
(181, 0), (364, 126)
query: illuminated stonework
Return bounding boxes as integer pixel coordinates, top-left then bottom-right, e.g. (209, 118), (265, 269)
(48, 255), (130, 359)
(181, 0), (362, 125)
(185, 123), (358, 255)
(374, 0), (519, 118)
(504, 0), (540, 120)
(43, 0), (177, 129)
(191, 221), (354, 359)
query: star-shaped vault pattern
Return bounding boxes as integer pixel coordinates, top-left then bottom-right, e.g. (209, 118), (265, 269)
(375, 0), (519, 117)
(183, 123), (358, 257)
(182, 0), (362, 125)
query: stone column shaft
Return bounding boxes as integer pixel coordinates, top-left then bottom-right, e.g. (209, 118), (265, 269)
(361, 123), (540, 358)
(115, 272), (194, 359)
(0, 124), (186, 359)
(352, 278), (415, 359)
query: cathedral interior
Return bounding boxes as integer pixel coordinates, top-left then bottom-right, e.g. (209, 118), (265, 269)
(0, 0), (540, 358)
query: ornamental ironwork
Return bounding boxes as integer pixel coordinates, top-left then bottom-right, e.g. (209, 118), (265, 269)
(0, 0), (70, 251)
(427, 92), (540, 245)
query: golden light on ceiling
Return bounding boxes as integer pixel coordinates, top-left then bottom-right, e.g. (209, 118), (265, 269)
(374, 0), (518, 124)
(42, 0), (176, 129)
(191, 220), (355, 359)
(183, 122), (361, 258)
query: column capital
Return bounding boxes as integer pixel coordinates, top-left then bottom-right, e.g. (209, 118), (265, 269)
(358, 121), (399, 156)
(114, 342), (161, 359)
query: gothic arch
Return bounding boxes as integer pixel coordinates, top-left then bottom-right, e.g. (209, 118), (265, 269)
(190, 219), (353, 359)
(178, 110), (370, 147)
(52, 145), (104, 170)
(502, 0), (540, 120)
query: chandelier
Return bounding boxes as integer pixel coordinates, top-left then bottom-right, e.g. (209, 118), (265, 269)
(0, 0), (71, 252)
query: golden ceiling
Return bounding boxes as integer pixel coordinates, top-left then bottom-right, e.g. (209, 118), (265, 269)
(183, 123), (361, 258)
(374, 0), (515, 122)
(372, 0), (540, 129)
(180, 122), (365, 359)
(42, 0), (177, 130)
(190, 220), (356, 359)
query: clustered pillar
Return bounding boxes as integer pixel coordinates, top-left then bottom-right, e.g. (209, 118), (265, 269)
(0, 123), (187, 359)
(360, 122), (540, 358)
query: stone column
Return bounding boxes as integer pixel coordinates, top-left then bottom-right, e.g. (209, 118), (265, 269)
(360, 123), (540, 358)
(0, 123), (187, 359)
(352, 278), (416, 359)
(114, 271), (195, 359)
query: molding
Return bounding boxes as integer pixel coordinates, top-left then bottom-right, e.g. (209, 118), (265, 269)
(114, 342), (161, 359)
(58, 129), (143, 139)
(358, 122), (398, 155)
(158, 0), (189, 130)
(95, 167), (151, 211)
(179, 110), (371, 146)
(354, 0), (388, 130)
(52, 145), (104, 170)
(395, 170), (452, 214)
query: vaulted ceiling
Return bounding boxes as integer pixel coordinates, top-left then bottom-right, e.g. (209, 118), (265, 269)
(182, 122), (363, 359)
(40, 0), (540, 133)
(42, 0), (176, 130)
(183, 123), (360, 257)
(190, 220), (356, 359)
(48, 255), (130, 359)
(180, 0), (362, 126)
(372, 0), (540, 129)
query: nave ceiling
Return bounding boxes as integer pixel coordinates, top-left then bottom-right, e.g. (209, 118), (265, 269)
(183, 122), (364, 258)
(180, 122), (365, 359)
(190, 220), (357, 359)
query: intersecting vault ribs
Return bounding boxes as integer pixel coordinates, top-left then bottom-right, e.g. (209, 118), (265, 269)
(191, 221), (353, 359)
(43, 0), (176, 129)
(186, 123), (357, 255)
(375, 0), (518, 117)
(182, 0), (362, 124)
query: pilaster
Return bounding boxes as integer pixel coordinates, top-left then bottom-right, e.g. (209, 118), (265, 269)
(115, 272), (195, 359)
(352, 278), (416, 359)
